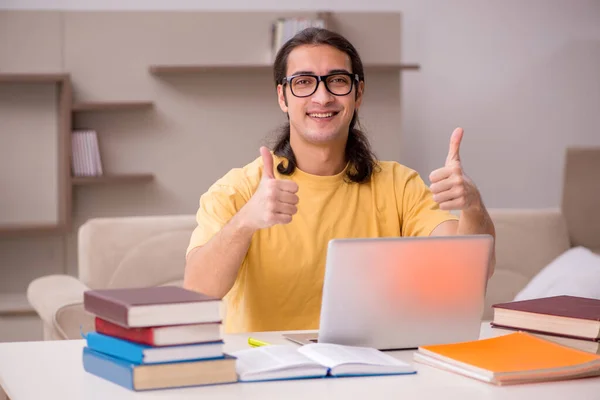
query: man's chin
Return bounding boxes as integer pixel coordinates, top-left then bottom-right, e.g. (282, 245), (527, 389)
(302, 131), (341, 144)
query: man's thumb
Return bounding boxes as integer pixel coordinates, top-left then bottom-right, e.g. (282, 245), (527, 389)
(445, 127), (463, 166)
(260, 146), (275, 180)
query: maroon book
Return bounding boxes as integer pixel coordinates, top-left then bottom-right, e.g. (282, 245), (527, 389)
(84, 286), (222, 328)
(492, 295), (600, 340)
(493, 295), (600, 321)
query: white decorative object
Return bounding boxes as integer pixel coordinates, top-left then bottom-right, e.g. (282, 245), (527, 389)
(514, 246), (600, 301)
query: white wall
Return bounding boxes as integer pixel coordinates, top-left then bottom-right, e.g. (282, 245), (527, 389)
(2, 0), (599, 208)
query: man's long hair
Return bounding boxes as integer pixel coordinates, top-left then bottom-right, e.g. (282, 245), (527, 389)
(272, 27), (378, 183)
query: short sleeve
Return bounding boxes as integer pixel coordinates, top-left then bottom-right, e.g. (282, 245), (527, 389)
(186, 180), (250, 256)
(399, 169), (458, 237)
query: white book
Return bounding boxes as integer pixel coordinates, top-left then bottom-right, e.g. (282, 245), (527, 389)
(232, 343), (415, 382)
(88, 130), (103, 176)
(80, 130), (95, 176)
(71, 132), (84, 176)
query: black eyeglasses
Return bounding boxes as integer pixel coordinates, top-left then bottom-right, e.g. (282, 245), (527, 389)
(281, 72), (360, 98)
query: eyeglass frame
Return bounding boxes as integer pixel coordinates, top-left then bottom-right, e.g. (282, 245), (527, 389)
(280, 72), (361, 98)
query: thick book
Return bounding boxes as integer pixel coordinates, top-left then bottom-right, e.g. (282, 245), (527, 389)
(82, 347), (237, 391)
(413, 332), (600, 385)
(491, 323), (600, 354)
(492, 295), (600, 340)
(85, 332), (224, 364)
(95, 317), (222, 346)
(232, 343), (415, 382)
(84, 286), (222, 328)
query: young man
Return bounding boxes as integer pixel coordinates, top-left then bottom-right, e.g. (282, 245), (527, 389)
(184, 28), (496, 334)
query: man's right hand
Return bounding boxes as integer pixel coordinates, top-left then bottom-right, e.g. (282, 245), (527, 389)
(240, 147), (299, 231)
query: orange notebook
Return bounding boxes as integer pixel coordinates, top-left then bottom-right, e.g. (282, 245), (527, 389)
(414, 332), (600, 385)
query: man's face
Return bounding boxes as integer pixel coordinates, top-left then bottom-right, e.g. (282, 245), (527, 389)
(277, 44), (364, 145)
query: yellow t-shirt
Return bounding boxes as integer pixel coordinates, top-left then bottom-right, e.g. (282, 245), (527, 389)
(187, 154), (457, 333)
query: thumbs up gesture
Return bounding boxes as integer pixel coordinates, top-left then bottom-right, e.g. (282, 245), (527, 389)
(429, 128), (481, 211)
(241, 147), (299, 231)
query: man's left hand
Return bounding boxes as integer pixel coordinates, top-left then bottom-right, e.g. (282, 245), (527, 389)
(429, 127), (481, 211)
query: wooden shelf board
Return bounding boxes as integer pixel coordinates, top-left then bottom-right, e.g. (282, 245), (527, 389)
(0, 73), (69, 83)
(149, 64), (269, 74)
(368, 63), (421, 71)
(71, 174), (155, 185)
(0, 293), (35, 315)
(71, 101), (154, 112)
(0, 223), (65, 237)
(149, 63), (420, 74)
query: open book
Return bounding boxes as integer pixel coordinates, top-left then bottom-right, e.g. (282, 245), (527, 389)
(232, 343), (415, 382)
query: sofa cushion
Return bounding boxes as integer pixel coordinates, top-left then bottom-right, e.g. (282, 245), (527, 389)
(483, 208), (570, 320)
(514, 246), (600, 301)
(106, 230), (191, 289)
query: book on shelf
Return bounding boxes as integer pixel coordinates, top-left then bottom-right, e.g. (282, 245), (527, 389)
(82, 347), (237, 391)
(491, 295), (600, 340)
(271, 17), (326, 56)
(83, 286), (223, 328)
(232, 343), (415, 382)
(94, 317), (223, 346)
(413, 332), (600, 385)
(71, 129), (103, 177)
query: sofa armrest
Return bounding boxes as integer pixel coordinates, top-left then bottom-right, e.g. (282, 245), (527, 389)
(27, 275), (90, 339)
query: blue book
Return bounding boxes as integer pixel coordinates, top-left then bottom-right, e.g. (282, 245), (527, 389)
(232, 343), (417, 382)
(82, 347), (238, 391)
(85, 332), (224, 364)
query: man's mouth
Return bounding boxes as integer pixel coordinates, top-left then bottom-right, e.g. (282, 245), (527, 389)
(307, 111), (339, 119)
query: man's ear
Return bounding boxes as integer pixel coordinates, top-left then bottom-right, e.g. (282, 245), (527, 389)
(355, 80), (364, 110)
(277, 84), (288, 112)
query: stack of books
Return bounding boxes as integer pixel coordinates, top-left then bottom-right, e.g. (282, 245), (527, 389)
(71, 130), (103, 177)
(81, 286), (238, 391)
(491, 295), (600, 354)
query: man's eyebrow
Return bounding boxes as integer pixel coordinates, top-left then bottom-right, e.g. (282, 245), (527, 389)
(328, 68), (351, 74)
(289, 70), (315, 76)
(288, 68), (352, 76)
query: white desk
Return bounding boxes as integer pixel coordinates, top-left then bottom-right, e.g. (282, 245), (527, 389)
(1, 323), (599, 400)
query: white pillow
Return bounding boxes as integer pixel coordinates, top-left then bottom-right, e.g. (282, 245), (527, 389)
(514, 246), (600, 301)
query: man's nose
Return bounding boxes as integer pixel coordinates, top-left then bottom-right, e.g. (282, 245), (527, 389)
(311, 80), (334, 105)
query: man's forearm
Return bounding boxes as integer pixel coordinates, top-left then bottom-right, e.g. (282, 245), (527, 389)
(184, 211), (255, 298)
(458, 202), (496, 277)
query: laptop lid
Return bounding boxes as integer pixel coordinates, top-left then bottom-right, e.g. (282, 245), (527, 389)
(316, 235), (493, 350)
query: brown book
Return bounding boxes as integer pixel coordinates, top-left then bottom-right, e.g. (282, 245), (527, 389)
(492, 296), (600, 340)
(84, 286), (222, 328)
(491, 323), (600, 354)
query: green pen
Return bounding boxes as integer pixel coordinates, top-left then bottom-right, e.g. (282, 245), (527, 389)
(248, 337), (271, 347)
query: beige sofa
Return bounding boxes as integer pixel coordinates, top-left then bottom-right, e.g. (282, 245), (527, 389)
(27, 148), (600, 340)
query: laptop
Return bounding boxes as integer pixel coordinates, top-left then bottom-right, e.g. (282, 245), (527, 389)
(284, 235), (493, 350)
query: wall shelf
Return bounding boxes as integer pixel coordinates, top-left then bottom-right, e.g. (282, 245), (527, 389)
(148, 63), (420, 75)
(71, 174), (155, 186)
(0, 224), (66, 238)
(0, 293), (35, 316)
(0, 73), (69, 83)
(71, 101), (154, 112)
(0, 72), (72, 235)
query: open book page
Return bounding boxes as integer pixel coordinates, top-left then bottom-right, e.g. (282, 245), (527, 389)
(298, 343), (415, 376)
(233, 345), (329, 382)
